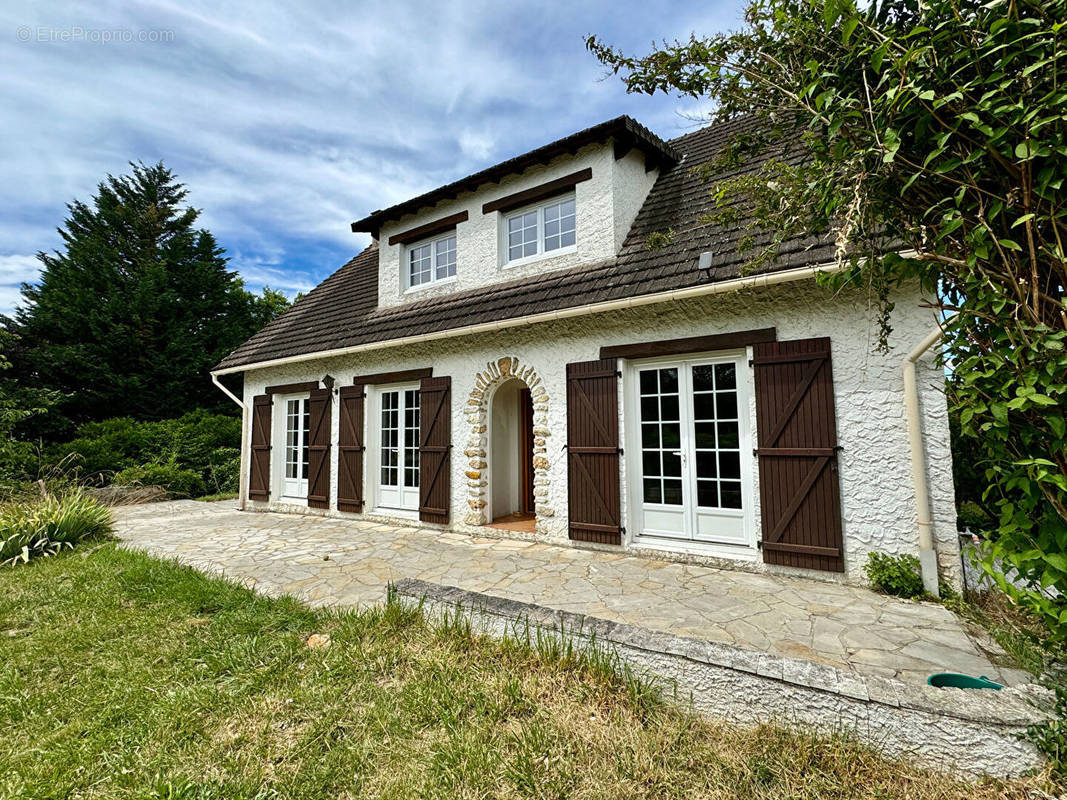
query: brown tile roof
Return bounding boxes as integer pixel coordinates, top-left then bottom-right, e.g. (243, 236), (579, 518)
(215, 116), (835, 372)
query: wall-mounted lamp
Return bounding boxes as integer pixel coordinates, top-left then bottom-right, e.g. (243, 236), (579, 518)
(322, 374), (335, 392)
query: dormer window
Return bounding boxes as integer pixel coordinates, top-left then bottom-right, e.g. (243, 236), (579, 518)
(407, 233), (457, 290)
(504, 195), (576, 265)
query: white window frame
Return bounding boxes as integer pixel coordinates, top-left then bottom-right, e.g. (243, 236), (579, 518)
(273, 392), (311, 504)
(622, 349), (758, 561)
(500, 193), (576, 268)
(404, 232), (457, 293)
(366, 383), (421, 516)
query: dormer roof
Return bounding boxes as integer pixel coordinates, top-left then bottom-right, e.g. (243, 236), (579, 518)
(350, 115), (680, 238)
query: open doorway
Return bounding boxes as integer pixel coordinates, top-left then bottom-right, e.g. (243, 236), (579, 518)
(488, 378), (535, 532)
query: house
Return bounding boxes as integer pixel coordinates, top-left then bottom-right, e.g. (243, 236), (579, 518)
(212, 115), (959, 591)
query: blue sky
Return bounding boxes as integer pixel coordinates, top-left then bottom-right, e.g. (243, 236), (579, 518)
(0, 1), (745, 315)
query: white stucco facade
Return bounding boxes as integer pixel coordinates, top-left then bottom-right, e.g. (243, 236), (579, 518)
(376, 142), (658, 308)
(237, 279), (960, 587)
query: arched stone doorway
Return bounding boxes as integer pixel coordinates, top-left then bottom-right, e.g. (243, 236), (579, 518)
(464, 357), (551, 531)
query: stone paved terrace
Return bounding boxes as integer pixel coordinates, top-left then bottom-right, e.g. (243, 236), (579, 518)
(113, 501), (1024, 686)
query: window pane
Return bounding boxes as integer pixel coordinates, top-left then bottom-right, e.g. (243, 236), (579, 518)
(717, 422), (739, 449)
(641, 424), (660, 448)
(694, 392), (715, 421)
(715, 363), (737, 389)
(697, 480), (718, 508)
(692, 365), (715, 392)
(642, 450), (660, 477)
(715, 391), (738, 420)
(639, 370), (657, 395)
(663, 480), (683, 506)
(660, 395), (679, 421)
(662, 451), (682, 477)
(507, 211), (538, 261)
(719, 451), (741, 479)
(662, 423), (681, 449)
(408, 243), (432, 287)
(435, 235), (456, 280)
(696, 451), (717, 479)
(643, 478), (662, 504)
(694, 423), (715, 449)
(720, 481), (743, 509)
(659, 368), (678, 393)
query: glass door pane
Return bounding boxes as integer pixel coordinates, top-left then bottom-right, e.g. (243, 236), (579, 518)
(380, 391), (399, 487)
(403, 389), (420, 488)
(689, 359), (749, 545)
(637, 366), (688, 538)
(282, 397), (309, 499)
(377, 387), (421, 511)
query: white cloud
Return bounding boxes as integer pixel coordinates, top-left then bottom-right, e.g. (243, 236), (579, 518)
(0, 0), (745, 315)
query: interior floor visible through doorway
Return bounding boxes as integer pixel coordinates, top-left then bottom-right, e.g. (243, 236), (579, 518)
(487, 513), (535, 533)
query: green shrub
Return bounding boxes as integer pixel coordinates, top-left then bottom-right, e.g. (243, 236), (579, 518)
(46, 410), (240, 497)
(863, 552), (925, 599)
(206, 446), (240, 495)
(0, 490), (113, 564)
(113, 461), (206, 498)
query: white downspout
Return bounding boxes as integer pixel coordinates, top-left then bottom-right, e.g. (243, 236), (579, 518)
(212, 373), (250, 512)
(903, 322), (949, 596)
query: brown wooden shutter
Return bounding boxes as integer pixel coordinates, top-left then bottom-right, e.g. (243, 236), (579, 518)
(753, 337), (844, 572)
(566, 359), (621, 544)
(337, 385), (366, 512)
(306, 388), (331, 509)
(418, 376), (451, 524)
(248, 394), (272, 501)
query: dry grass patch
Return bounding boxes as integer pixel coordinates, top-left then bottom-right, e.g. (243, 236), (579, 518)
(0, 545), (1054, 799)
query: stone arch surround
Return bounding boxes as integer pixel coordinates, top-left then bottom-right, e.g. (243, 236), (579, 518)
(464, 357), (552, 529)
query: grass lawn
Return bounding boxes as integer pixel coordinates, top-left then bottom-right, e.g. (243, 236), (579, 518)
(0, 545), (1050, 799)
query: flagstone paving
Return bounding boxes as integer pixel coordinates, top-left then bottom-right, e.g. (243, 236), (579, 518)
(114, 500), (1024, 686)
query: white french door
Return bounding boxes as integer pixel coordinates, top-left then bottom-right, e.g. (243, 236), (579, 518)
(630, 353), (754, 550)
(376, 386), (421, 511)
(281, 396), (310, 500)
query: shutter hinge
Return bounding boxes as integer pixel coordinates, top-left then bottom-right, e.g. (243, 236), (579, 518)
(618, 447), (624, 456)
(616, 370), (622, 378)
(756, 540), (763, 549)
(748, 359), (754, 367)
(620, 526), (626, 535)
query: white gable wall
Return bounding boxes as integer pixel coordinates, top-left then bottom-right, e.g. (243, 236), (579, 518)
(241, 279), (959, 587)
